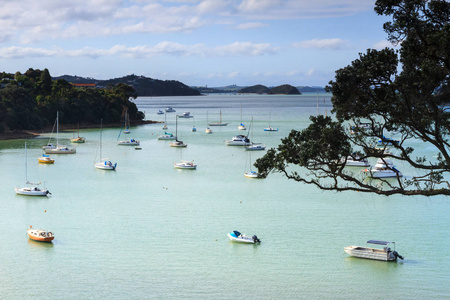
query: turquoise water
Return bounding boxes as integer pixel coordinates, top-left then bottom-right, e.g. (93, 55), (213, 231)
(0, 94), (448, 299)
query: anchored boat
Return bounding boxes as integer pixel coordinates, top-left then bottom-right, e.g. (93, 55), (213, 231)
(345, 240), (403, 261)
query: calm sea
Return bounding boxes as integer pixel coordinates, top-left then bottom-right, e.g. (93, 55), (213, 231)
(0, 94), (448, 299)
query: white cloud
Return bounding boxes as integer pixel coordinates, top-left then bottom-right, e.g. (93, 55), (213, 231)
(372, 39), (395, 50)
(0, 0), (376, 43)
(0, 42), (279, 59)
(293, 39), (350, 50)
(234, 22), (268, 30)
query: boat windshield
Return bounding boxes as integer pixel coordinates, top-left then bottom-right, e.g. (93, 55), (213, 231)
(233, 231), (241, 237)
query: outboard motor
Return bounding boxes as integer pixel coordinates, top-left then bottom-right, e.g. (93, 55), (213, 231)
(46, 190), (52, 195)
(392, 251), (404, 260)
(252, 235), (261, 243)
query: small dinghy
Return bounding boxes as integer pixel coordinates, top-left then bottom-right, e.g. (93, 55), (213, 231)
(27, 226), (54, 242)
(227, 230), (260, 244)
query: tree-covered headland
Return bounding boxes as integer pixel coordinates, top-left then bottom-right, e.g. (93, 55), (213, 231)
(0, 68), (144, 133)
(255, 0), (450, 197)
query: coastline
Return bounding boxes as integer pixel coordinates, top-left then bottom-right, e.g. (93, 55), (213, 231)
(0, 120), (160, 141)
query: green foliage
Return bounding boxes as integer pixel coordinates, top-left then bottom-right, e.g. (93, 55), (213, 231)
(0, 68), (145, 131)
(257, 0), (450, 196)
(267, 84), (300, 95)
(239, 85), (270, 94)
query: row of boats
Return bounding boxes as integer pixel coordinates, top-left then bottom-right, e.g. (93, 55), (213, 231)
(343, 152), (403, 178)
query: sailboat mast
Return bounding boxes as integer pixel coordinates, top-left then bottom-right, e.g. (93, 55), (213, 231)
(25, 142), (28, 183)
(99, 119), (103, 159)
(56, 111), (59, 145)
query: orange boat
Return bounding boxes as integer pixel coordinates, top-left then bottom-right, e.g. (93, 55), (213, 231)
(38, 155), (54, 164)
(27, 226), (54, 242)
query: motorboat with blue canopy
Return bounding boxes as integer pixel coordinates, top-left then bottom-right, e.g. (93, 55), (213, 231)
(345, 240), (403, 261)
(228, 230), (260, 244)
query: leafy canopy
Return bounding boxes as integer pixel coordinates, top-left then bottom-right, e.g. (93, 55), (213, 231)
(255, 0), (450, 196)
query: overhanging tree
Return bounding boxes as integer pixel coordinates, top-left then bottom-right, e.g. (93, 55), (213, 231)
(255, 0), (450, 196)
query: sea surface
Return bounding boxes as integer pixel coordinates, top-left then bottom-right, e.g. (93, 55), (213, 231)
(0, 94), (448, 299)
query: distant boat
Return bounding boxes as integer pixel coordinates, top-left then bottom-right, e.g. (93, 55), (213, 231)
(244, 118), (266, 151)
(345, 240), (403, 261)
(178, 112), (193, 118)
(166, 107), (176, 112)
(16, 142), (51, 196)
(205, 127), (212, 134)
(244, 150), (261, 178)
(38, 154), (54, 164)
(95, 119), (117, 171)
(225, 134), (250, 146)
(227, 231), (260, 244)
(158, 132), (176, 140)
(27, 226), (54, 242)
(341, 154), (369, 167)
(157, 110), (164, 115)
(364, 158), (402, 178)
(117, 112), (140, 146)
(44, 112), (76, 154)
(174, 160), (197, 169)
(70, 123), (86, 143)
(169, 116), (187, 147)
(208, 110), (229, 126)
(263, 112), (278, 131)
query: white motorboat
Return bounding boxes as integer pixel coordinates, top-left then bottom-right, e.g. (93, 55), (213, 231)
(227, 231), (261, 244)
(27, 226), (54, 242)
(342, 155), (370, 167)
(42, 143), (56, 150)
(178, 112), (193, 118)
(16, 142), (51, 196)
(205, 127), (213, 134)
(377, 136), (399, 146)
(44, 112), (76, 154)
(225, 134), (251, 146)
(118, 139), (140, 146)
(95, 119), (117, 171)
(191, 126), (197, 132)
(158, 132), (176, 140)
(263, 126), (278, 132)
(157, 110), (164, 115)
(244, 170), (261, 178)
(345, 240), (403, 261)
(174, 160), (197, 169)
(166, 107), (176, 112)
(364, 160), (402, 178)
(245, 144), (266, 151)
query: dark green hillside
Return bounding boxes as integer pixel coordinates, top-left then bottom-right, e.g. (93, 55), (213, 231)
(54, 74), (201, 97)
(238, 84), (269, 94)
(268, 84), (301, 95)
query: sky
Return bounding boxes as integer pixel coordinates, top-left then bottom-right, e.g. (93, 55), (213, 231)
(0, 0), (396, 87)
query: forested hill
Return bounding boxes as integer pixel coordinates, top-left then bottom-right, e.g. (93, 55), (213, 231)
(54, 74), (201, 97)
(239, 84), (301, 94)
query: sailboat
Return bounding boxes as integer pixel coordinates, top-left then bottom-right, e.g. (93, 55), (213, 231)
(263, 112), (278, 132)
(205, 111), (213, 133)
(95, 119), (117, 170)
(123, 110), (131, 134)
(170, 115), (187, 147)
(45, 111), (76, 154)
(244, 150), (261, 178)
(117, 111), (140, 146)
(238, 103), (246, 130)
(16, 142), (51, 196)
(208, 110), (229, 126)
(245, 118), (266, 151)
(70, 123), (86, 143)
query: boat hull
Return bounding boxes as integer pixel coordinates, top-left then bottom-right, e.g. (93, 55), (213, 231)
(27, 229), (54, 242)
(344, 246), (397, 261)
(158, 136), (176, 140)
(70, 138), (85, 143)
(95, 161), (117, 170)
(245, 145), (266, 151)
(174, 163), (197, 169)
(244, 171), (261, 178)
(208, 123), (229, 126)
(118, 140), (140, 146)
(227, 233), (256, 243)
(44, 147), (76, 154)
(15, 187), (49, 196)
(38, 158), (55, 164)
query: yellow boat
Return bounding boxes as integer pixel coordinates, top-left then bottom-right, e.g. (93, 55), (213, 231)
(38, 155), (54, 164)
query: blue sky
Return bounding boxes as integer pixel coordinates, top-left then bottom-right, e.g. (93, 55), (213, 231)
(0, 0), (395, 87)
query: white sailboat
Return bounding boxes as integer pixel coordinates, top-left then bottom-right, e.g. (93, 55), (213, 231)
(15, 142), (51, 196)
(244, 150), (261, 178)
(95, 119), (117, 171)
(162, 112), (168, 130)
(264, 112), (278, 131)
(208, 110), (229, 126)
(44, 111), (76, 154)
(245, 118), (266, 151)
(117, 111), (140, 146)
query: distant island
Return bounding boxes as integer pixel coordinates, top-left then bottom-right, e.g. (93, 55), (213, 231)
(193, 84), (326, 94)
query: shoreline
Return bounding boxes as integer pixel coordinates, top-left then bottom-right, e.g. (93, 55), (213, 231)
(0, 120), (161, 141)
